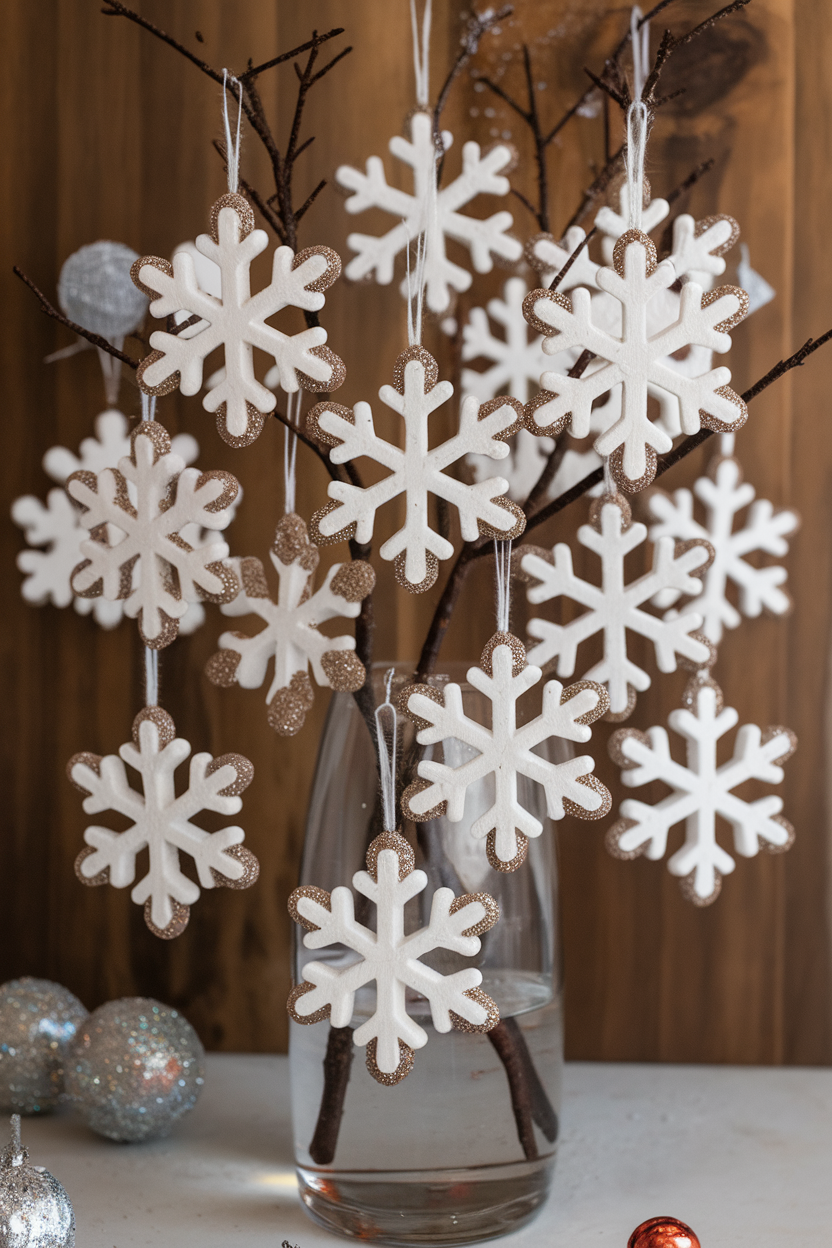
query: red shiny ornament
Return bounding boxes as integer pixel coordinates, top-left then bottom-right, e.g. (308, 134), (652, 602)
(628, 1216), (701, 1248)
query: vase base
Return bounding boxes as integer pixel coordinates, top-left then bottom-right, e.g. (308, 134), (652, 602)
(296, 1156), (555, 1246)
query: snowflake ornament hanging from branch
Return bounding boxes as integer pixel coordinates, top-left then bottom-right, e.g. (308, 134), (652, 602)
(402, 633), (611, 872)
(308, 346), (526, 592)
(70, 707), (259, 938)
(206, 512), (375, 736)
(289, 830), (500, 1085)
(132, 193), (346, 447)
(608, 672), (797, 905)
(67, 421), (240, 649)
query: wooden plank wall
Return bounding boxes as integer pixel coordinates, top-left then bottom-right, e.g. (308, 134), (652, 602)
(1, 0), (830, 1062)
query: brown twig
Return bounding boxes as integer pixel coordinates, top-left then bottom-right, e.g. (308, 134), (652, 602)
(432, 6), (513, 158)
(664, 158), (715, 207)
(13, 267), (138, 368)
(308, 1025), (354, 1165)
(486, 1021), (539, 1159)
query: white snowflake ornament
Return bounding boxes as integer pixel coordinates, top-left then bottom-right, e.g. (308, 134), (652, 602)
(132, 193), (346, 447)
(519, 493), (713, 719)
(288, 830), (500, 1084)
(608, 676), (796, 905)
(401, 632), (611, 871)
(67, 420), (240, 648)
(70, 706), (259, 938)
(523, 231), (749, 490)
(308, 347), (526, 592)
(206, 512), (375, 735)
(647, 452), (799, 645)
(335, 111), (522, 314)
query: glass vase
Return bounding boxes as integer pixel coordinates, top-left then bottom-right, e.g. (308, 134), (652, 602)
(290, 662), (565, 1246)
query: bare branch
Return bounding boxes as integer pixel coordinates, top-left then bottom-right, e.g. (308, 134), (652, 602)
(13, 266), (137, 368)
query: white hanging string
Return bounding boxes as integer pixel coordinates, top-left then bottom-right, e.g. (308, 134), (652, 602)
(222, 68), (244, 194)
(630, 6), (650, 102)
(284, 390), (300, 515)
(494, 540), (512, 634)
(141, 390), (159, 705)
(405, 228), (426, 347)
(409, 0), (433, 109)
(603, 456), (615, 495)
(375, 669), (399, 833)
(720, 432), (736, 457)
(626, 7), (650, 232)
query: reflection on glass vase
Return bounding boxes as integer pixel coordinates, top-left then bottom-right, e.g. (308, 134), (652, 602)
(290, 662), (567, 1245)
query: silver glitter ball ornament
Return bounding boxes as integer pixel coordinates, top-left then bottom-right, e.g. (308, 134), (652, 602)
(65, 998), (204, 1142)
(0, 979), (88, 1116)
(0, 1115), (75, 1248)
(57, 241), (148, 340)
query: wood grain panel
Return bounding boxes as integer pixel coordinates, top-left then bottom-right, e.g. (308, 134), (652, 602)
(1, 0), (830, 1062)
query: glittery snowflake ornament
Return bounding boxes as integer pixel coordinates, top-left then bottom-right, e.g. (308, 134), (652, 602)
(206, 512), (375, 735)
(519, 493), (713, 719)
(402, 633), (611, 871)
(69, 707), (259, 938)
(524, 231), (749, 490)
(648, 451), (799, 644)
(132, 193), (346, 447)
(608, 672), (796, 905)
(288, 831), (500, 1084)
(308, 346), (526, 591)
(67, 421), (239, 648)
(335, 111), (522, 314)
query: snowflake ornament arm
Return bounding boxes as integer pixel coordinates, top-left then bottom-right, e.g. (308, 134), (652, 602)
(335, 112), (522, 315)
(206, 512), (375, 735)
(401, 633), (611, 871)
(288, 831), (500, 1084)
(132, 193), (345, 447)
(519, 494), (713, 718)
(308, 347), (525, 592)
(607, 678), (796, 904)
(70, 707), (258, 938)
(667, 214), (739, 282)
(594, 183), (670, 263)
(526, 225), (600, 291)
(67, 421), (239, 649)
(647, 455), (800, 644)
(523, 232), (749, 490)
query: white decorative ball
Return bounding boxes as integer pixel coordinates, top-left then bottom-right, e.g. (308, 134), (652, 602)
(0, 1115), (75, 1248)
(57, 241), (148, 340)
(0, 979), (88, 1115)
(65, 998), (204, 1142)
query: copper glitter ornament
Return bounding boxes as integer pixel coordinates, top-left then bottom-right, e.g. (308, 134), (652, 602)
(628, 1217), (701, 1248)
(0, 1115), (75, 1248)
(65, 998), (204, 1142)
(0, 979), (88, 1115)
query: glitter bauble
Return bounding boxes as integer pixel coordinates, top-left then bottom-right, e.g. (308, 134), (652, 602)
(65, 998), (204, 1142)
(0, 1115), (75, 1248)
(0, 979), (88, 1115)
(57, 241), (148, 340)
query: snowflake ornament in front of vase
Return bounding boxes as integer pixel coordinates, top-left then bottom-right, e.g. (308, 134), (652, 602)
(288, 830), (500, 1085)
(308, 346), (526, 592)
(12, 410), (224, 635)
(519, 492), (713, 720)
(401, 632), (611, 871)
(647, 451), (799, 645)
(607, 674), (797, 904)
(335, 110), (522, 315)
(66, 420), (240, 648)
(523, 230), (749, 491)
(132, 192), (346, 447)
(206, 512), (375, 736)
(69, 706), (259, 938)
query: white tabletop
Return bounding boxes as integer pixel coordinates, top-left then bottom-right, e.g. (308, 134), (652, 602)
(19, 1054), (832, 1246)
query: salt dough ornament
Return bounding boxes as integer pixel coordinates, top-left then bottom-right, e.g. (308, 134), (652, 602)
(132, 192), (346, 447)
(335, 110), (522, 314)
(69, 706), (258, 938)
(401, 632), (611, 871)
(67, 420), (239, 649)
(647, 450), (799, 645)
(308, 346), (526, 592)
(519, 493), (713, 719)
(11, 410), (213, 634)
(523, 231), (749, 491)
(288, 830), (500, 1084)
(206, 512), (375, 735)
(608, 671), (796, 905)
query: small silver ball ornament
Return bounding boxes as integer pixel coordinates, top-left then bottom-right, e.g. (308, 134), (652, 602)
(65, 998), (204, 1142)
(0, 1115), (75, 1248)
(57, 241), (148, 340)
(0, 979), (88, 1115)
